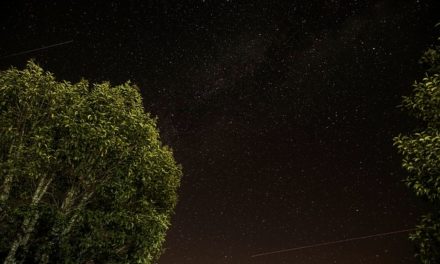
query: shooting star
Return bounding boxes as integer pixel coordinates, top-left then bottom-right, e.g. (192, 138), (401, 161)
(0, 40), (74, 59)
(251, 227), (416, 258)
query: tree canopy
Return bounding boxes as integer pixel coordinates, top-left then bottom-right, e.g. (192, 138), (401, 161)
(394, 32), (440, 263)
(0, 61), (181, 264)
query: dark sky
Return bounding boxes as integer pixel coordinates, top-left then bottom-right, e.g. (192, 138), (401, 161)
(1, 1), (439, 263)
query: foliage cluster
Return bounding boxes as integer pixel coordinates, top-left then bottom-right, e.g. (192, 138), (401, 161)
(0, 61), (181, 263)
(394, 33), (440, 263)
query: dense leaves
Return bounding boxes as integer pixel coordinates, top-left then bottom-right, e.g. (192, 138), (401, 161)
(394, 34), (440, 263)
(0, 61), (181, 263)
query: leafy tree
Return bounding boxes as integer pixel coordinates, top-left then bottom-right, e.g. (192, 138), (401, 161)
(0, 61), (181, 263)
(394, 30), (440, 263)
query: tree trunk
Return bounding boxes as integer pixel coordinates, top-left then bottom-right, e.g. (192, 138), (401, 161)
(0, 141), (18, 206)
(62, 191), (93, 236)
(38, 188), (93, 263)
(4, 175), (52, 264)
(0, 174), (14, 204)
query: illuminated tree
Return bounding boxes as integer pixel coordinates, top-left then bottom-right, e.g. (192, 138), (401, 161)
(394, 30), (440, 263)
(0, 61), (181, 263)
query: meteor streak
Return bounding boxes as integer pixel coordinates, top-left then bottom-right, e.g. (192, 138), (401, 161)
(251, 228), (416, 258)
(0, 40), (73, 59)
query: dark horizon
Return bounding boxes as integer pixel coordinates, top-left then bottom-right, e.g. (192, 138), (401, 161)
(1, 1), (439, 263)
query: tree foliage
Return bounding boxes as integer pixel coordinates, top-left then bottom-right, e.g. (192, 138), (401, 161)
(394, 32), (440, 263)
(0, 61), (181, 263)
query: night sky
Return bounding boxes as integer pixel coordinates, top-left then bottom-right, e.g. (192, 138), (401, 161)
(1, 1), (439, 263)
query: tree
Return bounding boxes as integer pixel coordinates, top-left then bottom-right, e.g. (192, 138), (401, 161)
(0, 61), (181, 263)
(394, 30), (440, 263)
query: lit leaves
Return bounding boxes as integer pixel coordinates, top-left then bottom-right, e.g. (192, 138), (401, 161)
(394, 131), (440, 200)
(401, 74), (440, 126)
(0, 61), (181, 264)
(393, 32), (440, 264)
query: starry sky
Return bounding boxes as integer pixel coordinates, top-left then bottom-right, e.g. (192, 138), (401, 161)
(1, 1), (439, 263)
